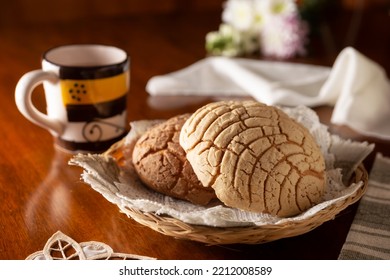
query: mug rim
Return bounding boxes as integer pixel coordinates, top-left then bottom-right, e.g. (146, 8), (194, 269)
(42, 44), (128, 68)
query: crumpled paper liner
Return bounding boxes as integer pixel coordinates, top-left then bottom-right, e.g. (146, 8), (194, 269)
(70, 106), (374, 228)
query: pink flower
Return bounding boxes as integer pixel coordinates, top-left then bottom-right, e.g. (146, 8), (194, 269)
(259, 13), (309, 59)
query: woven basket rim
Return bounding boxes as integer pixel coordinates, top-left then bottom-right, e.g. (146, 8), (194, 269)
(104, 139), (369, 245)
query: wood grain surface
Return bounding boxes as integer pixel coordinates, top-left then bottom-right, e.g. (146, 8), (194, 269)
(0, 3), (389, 259)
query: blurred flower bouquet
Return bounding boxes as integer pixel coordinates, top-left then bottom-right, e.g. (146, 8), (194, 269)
(206, 0), (309, 59)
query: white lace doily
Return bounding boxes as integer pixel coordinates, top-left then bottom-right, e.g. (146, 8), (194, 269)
(26, 231), (155, 260)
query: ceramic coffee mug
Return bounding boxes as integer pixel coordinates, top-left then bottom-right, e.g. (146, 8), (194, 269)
(15, 44), (129, 152)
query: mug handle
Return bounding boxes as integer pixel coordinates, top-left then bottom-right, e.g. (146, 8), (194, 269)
(15, 70), (64, 136)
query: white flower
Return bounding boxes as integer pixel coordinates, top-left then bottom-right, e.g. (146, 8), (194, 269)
(254, 0), (297, 19)
(206, 0), (309, 59)
(206, 24), (259, 56)
(259, 14), (309, 59)
(206, 24), (242, 57)
(219, 23), (240, 39)
(222, 0), (254, 31)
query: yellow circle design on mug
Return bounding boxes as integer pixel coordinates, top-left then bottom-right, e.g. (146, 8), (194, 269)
(60, 71), (129, 105)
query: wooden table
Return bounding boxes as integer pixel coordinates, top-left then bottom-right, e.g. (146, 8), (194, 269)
(1, 7), (389, 260)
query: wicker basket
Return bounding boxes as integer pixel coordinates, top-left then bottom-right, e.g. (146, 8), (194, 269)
(104, 139), (368, 245)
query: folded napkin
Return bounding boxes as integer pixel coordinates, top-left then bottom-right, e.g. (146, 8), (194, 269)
(338, 153), (390, 260)
(146, 47), (390, 140)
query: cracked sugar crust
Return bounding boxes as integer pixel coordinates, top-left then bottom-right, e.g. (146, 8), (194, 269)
(132, 114), (216, 205)
(180, 101), (326, 217)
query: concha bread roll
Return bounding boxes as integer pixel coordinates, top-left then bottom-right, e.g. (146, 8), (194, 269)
(132, 114), (216, 205)
(179, 100), (326, 217)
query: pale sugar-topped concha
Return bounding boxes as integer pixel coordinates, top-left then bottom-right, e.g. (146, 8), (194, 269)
(180, 100), (326, 217)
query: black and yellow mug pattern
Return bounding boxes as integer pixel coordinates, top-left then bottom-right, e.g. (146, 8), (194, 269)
(56, 63), (129, 152)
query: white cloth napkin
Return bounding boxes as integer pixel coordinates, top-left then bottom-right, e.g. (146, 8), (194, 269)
(146, 47), (390, 140)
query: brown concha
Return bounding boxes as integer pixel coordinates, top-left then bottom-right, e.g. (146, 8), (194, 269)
(132, 114), (216, 205)
(179, 100), (326, 217)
